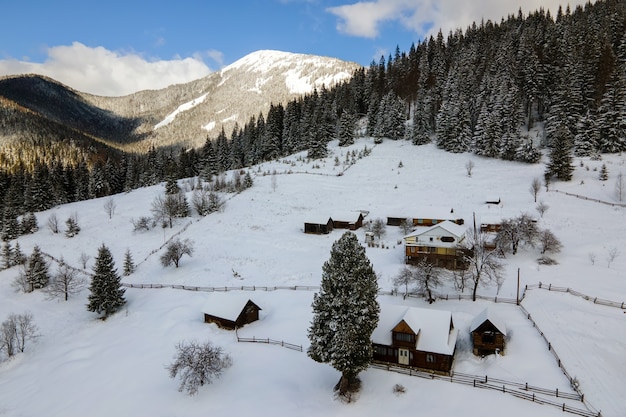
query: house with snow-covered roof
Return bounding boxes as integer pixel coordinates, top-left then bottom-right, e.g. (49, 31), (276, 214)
(202, 292), (262, 330)
(332, 211), (365, 230)
(403, 220), (467, 270)
(372, 305), (458, 374)
(470, 307), (507, 356)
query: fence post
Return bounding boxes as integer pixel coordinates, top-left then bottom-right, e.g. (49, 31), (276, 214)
(556, 388), (559, 397)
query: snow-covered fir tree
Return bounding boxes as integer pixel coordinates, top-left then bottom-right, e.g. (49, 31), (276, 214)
(87, 244), (126, 318)
(337, 111), (356, 147)
(123, 249), (135, 276)
(545, 124), (574, 181)
(24, 245), (50, 291)
(2, 241), (12, 269)
(308, 232), (379, 398)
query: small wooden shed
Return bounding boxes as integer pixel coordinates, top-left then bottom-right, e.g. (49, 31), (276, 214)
(304, 217), (334, 234)
(332, 212), (365, 230)
(470, 308), (506, 356)
(203, 294), (262, 330)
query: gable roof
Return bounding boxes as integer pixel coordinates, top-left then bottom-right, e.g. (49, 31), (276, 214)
(304, 217), (333, 225)
(201, 292), (261, 321)
(404, 220), (466, 240)
(470, 308), (507, 335)
(372, 305), (458, 355)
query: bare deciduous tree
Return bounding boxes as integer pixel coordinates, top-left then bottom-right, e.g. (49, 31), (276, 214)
(494, 214), (538, 255)
(0, 312), (38, 358)
(167, 340), (232, 395)
(529, 177), (542, 202)
(399, 218), (413, 235)
(78, 252), (91, 270)
(539, 229), (562, 254)
(607, 247), (619, 268)
(45, 258), (86, 301)
(160, 238), (194, 268)
(47, 213), (59, 234)
(413, 259), (442, 304)
(460, 227), (504, 301)
(152, 194), (184, 228)
(369, 218), (386, 240)
(536, 201), (549, 218)
(104, 197), (117, 219)
(588, 252), (597, 265)
(393, 266), (415, 297)
(465, 160), (475, 177)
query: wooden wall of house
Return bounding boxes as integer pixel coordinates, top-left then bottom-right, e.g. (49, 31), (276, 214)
(405, 249), (466, 270)
(372, 344), (454, 374)
(472, 331), (505, 356)
(304, 222), (332, 234)
(204, 314), (237, 330)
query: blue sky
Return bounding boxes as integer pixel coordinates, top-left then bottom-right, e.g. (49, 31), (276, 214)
(0, 0), (586, 96)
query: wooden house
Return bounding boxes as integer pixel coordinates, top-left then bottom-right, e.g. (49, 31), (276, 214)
(202, 293), (262, 330)
(403, 221), (467, 270)
(372, 305), (458, 374)
(332, 212), (365, 230)
(387, 216), (410, 226)
(470, 308), (507, 356)
(411, 207), (464, 227)
(304, 217), (334, 234)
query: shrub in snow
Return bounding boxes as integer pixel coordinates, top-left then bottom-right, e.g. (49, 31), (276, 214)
(167, 340), (232, 396)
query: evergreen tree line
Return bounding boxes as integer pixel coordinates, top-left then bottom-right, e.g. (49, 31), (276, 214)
(2, 0), (625, 224)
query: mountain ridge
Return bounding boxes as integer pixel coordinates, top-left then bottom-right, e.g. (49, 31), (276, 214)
(0, 50), (361, 155)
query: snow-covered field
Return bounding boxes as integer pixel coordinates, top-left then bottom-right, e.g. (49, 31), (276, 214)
(1, 139), (625, 417)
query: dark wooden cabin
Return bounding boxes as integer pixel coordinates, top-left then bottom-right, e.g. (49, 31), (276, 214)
(304, 217), (334, 234)
(203, 295), (262, 330)
(470, 308), (506, 356)
(372, 305), (458, 374)
(332, 212), (365, 230)
(387, 216), (410, 226)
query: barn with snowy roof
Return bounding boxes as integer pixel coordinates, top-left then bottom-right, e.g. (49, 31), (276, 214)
(202, 293), (262, 330)
(372, 305), (458, 374)
(470, 307), (507, 356)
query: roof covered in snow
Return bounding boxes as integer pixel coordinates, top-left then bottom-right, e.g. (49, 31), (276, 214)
(470, 307), (507, 335)
(404, 220), (466, 240)
(372, 305), (458, 355)
(201, 292), (261, 321)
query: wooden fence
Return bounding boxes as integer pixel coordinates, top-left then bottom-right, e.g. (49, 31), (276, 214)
(527, 282), (626, 310)
(122, 283), (319, 292)
(370, 363), (600, 417)
(236, 335), (303, 352)
(550, 189), (626, 208)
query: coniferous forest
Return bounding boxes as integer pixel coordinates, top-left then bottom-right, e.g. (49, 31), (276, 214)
(1, 0), (625, 232)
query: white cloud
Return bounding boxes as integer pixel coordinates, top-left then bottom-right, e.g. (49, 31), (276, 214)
(328, 0), (590, 39)
(0, 42), (213, 96)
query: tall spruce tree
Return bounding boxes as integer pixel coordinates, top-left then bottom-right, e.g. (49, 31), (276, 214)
(308, 232), (379, 398)
(24, 245), (50, 291)
(545, 124), (575, 181)
(87, 244), (126, 318)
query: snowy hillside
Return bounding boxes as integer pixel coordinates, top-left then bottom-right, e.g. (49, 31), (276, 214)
(1, 139), (625, 417)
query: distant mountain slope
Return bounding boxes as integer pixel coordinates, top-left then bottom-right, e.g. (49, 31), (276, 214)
(85, 50), (360, 149)
(0, 51), (359, 162)
(0, 74), (144, 146)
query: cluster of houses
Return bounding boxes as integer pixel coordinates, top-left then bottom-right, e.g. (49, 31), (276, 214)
(304, 205), (512, 272)
(202, 293), (507, 375)
(200, 205), (511, 376)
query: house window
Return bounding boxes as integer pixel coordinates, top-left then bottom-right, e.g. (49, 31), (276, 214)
(429, 237), (434, 242)
(482, 332), (495, 344)
(441, 236), (455, 243)
(426, 354), (436, 363)
(394, 332), (414, 343)
(417, 219), (423, 224)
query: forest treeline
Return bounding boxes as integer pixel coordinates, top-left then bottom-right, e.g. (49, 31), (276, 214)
(1, 0), (625, 229)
